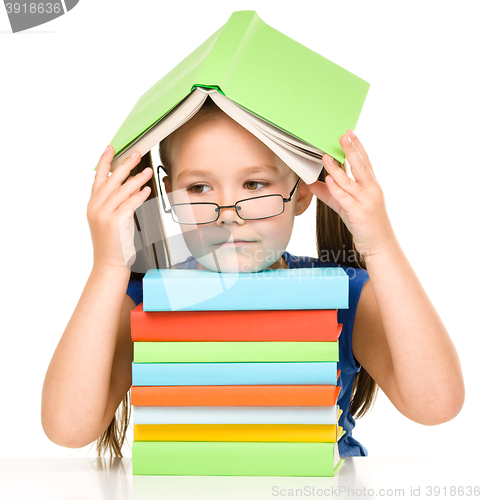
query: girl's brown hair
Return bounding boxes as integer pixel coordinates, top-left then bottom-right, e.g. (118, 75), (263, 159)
(314, 161), (379, 419)
(95, 97), (378, 457)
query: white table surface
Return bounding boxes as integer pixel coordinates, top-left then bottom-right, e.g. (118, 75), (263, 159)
(0, 457), (479, 499)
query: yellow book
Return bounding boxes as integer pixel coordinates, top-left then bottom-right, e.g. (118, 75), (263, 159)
(134, 422), (345, 443)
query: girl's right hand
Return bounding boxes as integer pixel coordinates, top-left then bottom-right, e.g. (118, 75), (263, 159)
(87, 146), (153, 270)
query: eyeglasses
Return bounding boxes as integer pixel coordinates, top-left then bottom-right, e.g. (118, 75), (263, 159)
(157, 165), (301, 225)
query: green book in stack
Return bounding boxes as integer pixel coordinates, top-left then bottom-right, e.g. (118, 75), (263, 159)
(132, 442), (344, 477)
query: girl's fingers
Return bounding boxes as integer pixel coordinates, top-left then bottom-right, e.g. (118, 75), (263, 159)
(114, 184), (152, 220)
(347, 129), (375, 174)
(324, 172), (358, 212)
(310, 158), (358, 216)
(91, 145), (114, 196)
(103, 166), (153, 214)
(309, 180), (343, 215)
(322, 153), (363, 203)
(342, 132), (376, 185)
(94, 151), (143, 205)
(104, 151), (142, 189)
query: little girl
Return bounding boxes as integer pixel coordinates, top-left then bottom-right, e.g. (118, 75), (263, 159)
(41, 98), (464, 459)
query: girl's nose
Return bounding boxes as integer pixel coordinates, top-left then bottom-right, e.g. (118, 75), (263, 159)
(215, 205), (245, 225)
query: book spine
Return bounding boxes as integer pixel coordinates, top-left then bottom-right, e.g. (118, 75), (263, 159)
(142, 271), (349, 311)
(193, 11), (257, 91)
(133, 423), (338, 443)
(131, 385), (341, 406)
(130, 307), (341, 342)
(133, 341), (339, 362)
(132, 441), (340, 476)
(133, 405), (339, 425)
(131, 361), (338, 386)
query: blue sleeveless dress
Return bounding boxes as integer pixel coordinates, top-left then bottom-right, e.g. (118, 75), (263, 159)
(126, 250), (370, 457)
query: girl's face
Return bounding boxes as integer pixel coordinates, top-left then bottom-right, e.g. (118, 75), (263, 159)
(163, 109), (313, 273)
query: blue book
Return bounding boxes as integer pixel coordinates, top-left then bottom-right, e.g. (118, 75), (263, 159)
(143, 267), (348, 311)
(131, 361), (338, 386)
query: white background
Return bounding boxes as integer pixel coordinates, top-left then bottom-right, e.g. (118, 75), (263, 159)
(1, 0), (481, 461)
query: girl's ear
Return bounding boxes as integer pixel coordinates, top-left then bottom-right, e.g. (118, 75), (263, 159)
(162, 176), (172, 194)
(295, 180), (314, 216)
(162, 176), (173, 205)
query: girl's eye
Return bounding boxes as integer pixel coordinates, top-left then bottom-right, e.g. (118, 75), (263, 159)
(246, 181), (266, 191)
(188, 181), (267, 195)
(189, 184), (211, 195)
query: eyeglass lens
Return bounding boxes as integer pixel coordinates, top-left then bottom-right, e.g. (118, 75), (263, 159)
(171, 195), (285, 224)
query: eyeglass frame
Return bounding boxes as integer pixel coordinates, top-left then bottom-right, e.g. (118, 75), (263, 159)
(156, 165), (302, 225)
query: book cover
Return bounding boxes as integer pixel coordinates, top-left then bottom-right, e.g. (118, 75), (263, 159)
(131, 306), (342, 342)
(133, 405), (341, 425)
(133, 423), (344, 443)
(142, 267), (349, 311)
(109, 10), (369, 168)
(132, 441), (344, 476)
(132, 361), (338, 386)
(131, 383), (341, 406)
(133, 341), (339, 362)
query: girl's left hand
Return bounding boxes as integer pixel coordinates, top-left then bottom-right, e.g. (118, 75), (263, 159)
(309, 130), (397, 258)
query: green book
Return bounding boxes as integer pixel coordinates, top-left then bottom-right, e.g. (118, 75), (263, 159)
(107, 10), (369, 184)
(132, 441), (344, 477)
(133, 341), (339, 362)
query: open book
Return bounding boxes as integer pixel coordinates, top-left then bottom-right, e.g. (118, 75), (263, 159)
(107, 10), (370, 185)
(111, 87), (326, 185)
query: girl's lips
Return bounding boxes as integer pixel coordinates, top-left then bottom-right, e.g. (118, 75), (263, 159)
(212, 240), (256, 246)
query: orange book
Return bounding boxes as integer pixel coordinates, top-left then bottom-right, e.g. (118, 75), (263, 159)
(131, 382), (341, 407)
(131, 304), (341, 342)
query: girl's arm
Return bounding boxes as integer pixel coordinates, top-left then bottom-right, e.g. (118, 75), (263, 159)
(41, 267), (135, 447)
(352, 248), (464, 425)
(41, 147), (152, 448)
(309, 131), (464, 425)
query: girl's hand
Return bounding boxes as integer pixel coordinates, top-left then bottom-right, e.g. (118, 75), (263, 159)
(309, 130), (396, 258)
(87, 146), (153, 270)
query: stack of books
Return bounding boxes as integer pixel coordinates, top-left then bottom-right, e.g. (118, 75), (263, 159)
(131, 267), (349, 476)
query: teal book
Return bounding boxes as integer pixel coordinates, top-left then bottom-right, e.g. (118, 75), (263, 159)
(142, 267), (349, 311)
(132, 441), (344, 477)
(107, 10), (370, 184)
(131, 361), (338, 386)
